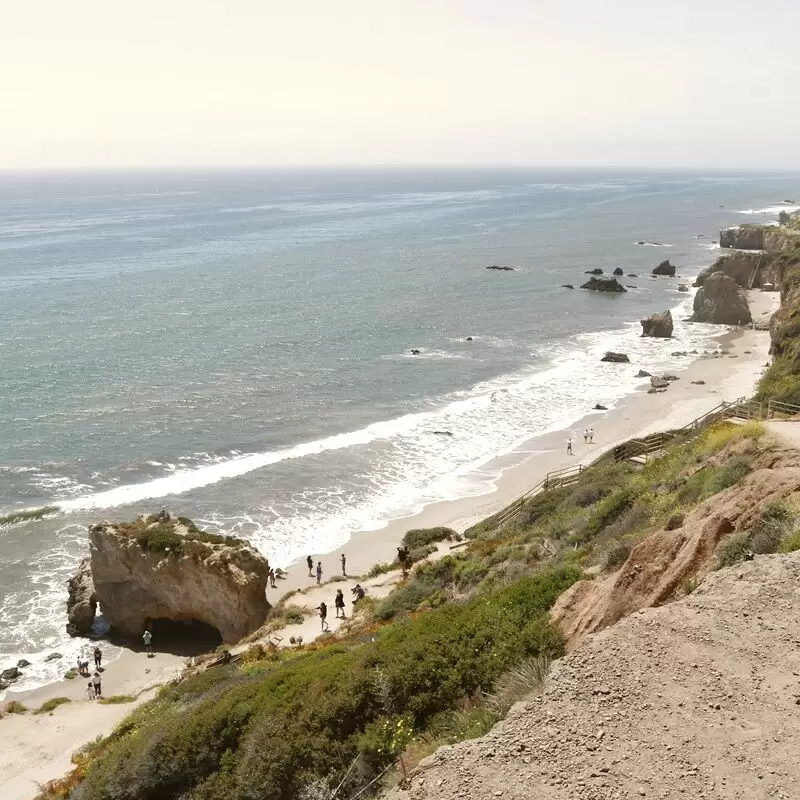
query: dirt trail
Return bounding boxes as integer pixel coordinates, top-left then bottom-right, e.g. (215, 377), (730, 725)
(385, 552), (800, 800)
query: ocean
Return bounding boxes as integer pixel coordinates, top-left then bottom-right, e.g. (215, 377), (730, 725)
(1, 167), (797, 692)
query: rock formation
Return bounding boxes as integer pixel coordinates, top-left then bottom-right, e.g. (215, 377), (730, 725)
(612, 267), (623, 276)
(720, 224), (765, 250)
(693, 251), (766, 288)
(640, 309), (673, 338)
(652, 259), (676, 276)
(584, 268), (603, 275)
(601, 352), (629, 363)
(678, 284), (689, 292)
(66, 517), (271, 644)
(66, 557), (97, 637)
(485, 265), (515, 271)
(691, 273), (752, 325)
(580, 276), (627, 293)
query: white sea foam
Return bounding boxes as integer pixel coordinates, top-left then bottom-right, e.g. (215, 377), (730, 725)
(739, 205), (799, 215)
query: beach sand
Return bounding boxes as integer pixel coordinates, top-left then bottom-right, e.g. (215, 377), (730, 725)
(0, 290), (779, 800)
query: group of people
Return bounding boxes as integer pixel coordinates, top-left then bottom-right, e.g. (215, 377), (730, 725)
(306, 552), (347, 584)
(566, 427), (596, 455)
(78, 645), (104, 699)
(316, 583), (366, 631)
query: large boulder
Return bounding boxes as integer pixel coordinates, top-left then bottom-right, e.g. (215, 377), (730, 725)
(640, 310), (673, 338)
(652, 260), (676, 276)
(66, 557), (97, 637)
(67, 517), (271, 644)
(691, 273), (752, 326)
(581, 277), (627, 293)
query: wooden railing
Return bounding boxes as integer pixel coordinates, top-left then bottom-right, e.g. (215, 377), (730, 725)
(490, 394), (800, 530)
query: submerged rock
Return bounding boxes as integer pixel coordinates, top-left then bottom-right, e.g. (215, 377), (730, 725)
(44, 652), (62, 663)
(486, 265), (516, 271)
(636, 369), (652, 378)
(601, 352), (630, 363)
(691, 273), (752, 326)
(561, 284), (574, 289)
(584, 268), (603, 275)
(67, 518), (271, 644)
(581, 277), (627, 293)
(613, 267), (624, 276)
(640, 310), (673, 338)
(678, 284), (689, 292)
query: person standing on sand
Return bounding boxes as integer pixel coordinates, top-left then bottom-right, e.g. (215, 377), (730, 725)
(306, 555), (314, 577)
(92, 669), (102, 697)
(334, 589), (346, 618)
(317, 601), (329, 632)
(583, 429), (589, 443)
(94, 645), (102, 669)
(588, 428), (594, 444)
(143, 628), (153, 657)
(567, 437), (573, 455)
(316, 561), (323, 585)
(268, 567), (276, 589)
(341, 553), (346, 577)
(86, 681), (95, 700)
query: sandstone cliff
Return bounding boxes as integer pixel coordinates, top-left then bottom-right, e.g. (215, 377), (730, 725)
(67, 516), (271, 644)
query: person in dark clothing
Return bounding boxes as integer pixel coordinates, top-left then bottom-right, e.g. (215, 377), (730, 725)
(306, 555), (314, 577)
(397, 546), (410, 577)
(317, 602), (329, 632)
(316, 561), (323, 585)
(351, 583), (365, 602)
(334, 589), (346, 618)
(93, 646), (102, 669)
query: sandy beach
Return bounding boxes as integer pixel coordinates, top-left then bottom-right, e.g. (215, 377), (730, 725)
(0, 289), (780, 800)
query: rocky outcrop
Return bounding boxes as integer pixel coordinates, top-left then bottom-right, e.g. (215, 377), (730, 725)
(67, 518), (271, 644)
(640, 309), (673, 338)
(652, 259), (676, 276)
(693, 251), (765, 288)
(485, 265), (515, 271)
(612, 267), (623, 276)
(66, 557), (97, 637)
(580, 277), (626, 293)
(691, 273), (752, 325)
(584, 268), (603, 275)
(552, 440), (800, 649)
(601, 352), (629, 363)
(720, 224), (765, 250)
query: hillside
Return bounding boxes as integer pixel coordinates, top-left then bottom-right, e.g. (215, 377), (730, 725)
(385, 550), (800, 800)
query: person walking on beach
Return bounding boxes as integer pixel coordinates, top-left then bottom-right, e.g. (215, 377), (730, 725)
(143, 628), (153, 657)
(317, 601), (329, 632)
(306, 555), (314, 577)
(583, 429), (589, 444)
(92, 669), (102, 697)
(86, 681), (96, 700)
(268, 567), (276, 589)
(93, 645), (102, 669)
(588, 428), (594, 444)
(316, 561), (323, 584)
(567, 437), (574, 455)
(340, 553), (346, 577)
(334, 589), (346, 618)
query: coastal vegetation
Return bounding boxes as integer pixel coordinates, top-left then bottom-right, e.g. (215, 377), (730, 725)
(35, 696), (71, 715)
(0, 505), (59, 527)
(36, 418), (781, 800)
(114, 515), (248, 556)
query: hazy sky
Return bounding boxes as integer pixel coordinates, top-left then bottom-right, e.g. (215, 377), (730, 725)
(3, 0), (799, 169)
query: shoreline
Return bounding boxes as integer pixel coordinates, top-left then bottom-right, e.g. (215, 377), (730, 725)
(0, 290), (779, 799)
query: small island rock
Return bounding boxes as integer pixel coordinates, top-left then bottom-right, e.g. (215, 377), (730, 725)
(640, 310), (673, 338)
(581, 277), (627, 293)
(601, 352), (630, 363)
(652, 260), (677, 277)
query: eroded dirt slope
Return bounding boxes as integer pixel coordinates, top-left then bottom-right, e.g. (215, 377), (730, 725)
(386, 552), (800, 800)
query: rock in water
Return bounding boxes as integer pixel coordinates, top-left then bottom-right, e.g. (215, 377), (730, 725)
(601, 352), (630, 363)
(581, 277), (627, 293)
(561, 284), (574, 289)
(640, 310), (673, 338)
(650, 376), (670, 389)
(613, 267), (624, 276)
(67, 518), (271, 644)
(678, 284), (689, 292)
(652, 260), (676, 277)
(584, 268), (603, 275)
(66, 557), (97, 637)
(691, 273), (752, 326)
(635, 369), (652, 378)
(485, 265), (515, 271)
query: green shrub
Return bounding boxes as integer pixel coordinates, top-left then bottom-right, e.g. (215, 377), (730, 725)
(373, 576), (439, 621)
(4, 700), (27, 714)
(402, 527), (457, 550)
(779, 529), (800, 553)
(602, 541), (631, 572)
(135, 523), (185, 555)
(715, 533), (752, 569)
(35, 697), (71, 714)
(98, 695), (136, 705)
(750, 502), (793, 554)
(365, 561), (396, 578)
(580, 489), (635, 542)
(485, 656), (551, 714)
(72, 566), (580, 800)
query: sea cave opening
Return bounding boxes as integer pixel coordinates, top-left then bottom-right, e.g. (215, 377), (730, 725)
(147, 617), (223, 656)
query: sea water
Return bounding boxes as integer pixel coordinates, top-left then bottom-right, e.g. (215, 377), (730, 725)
(0, 167), (797, 692)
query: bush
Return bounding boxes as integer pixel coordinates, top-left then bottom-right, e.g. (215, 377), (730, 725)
(71, 566), (580, 800)
(35, 697), (71, 714)
(779, 529), (800, 553)
(402, 527), (457, 550)
(373, 576), (439, 621)
(665, 512), (684, 531)
(715, 533), (753, 569)
(750, 502), (793, 554)
(135, 523), (185, 555)
(98, 695), (136, 705)
(4, 700), (27, 714)
(485, 656), (551, 714)
(365, 561), (396, 579)
(602, 541), (631, 572)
